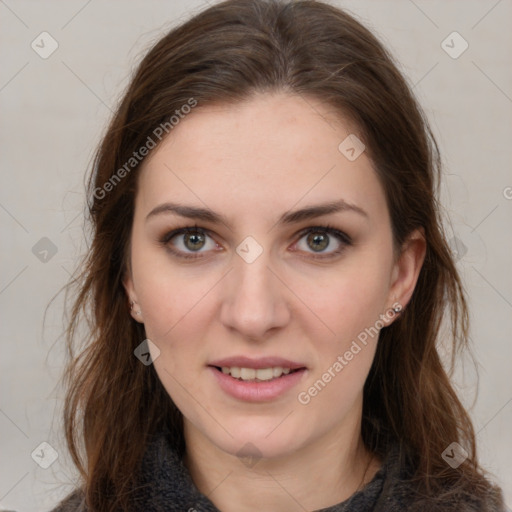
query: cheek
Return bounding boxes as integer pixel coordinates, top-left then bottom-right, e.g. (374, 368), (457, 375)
(130, 252), (222, 410)
(130, 238), (216, 341)
(292, 245), (392, 403)
(296, 270), (386, 417)
(294, 251), (392, 340)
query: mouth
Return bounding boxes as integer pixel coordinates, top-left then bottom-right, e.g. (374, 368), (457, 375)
(207, 357), (308, 402)
(211, 365), (304, 382)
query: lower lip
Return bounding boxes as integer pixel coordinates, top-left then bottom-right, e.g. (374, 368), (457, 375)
(209, 366), (307, 402)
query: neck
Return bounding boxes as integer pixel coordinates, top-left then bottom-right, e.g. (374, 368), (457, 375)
(183, 414), (380, 512)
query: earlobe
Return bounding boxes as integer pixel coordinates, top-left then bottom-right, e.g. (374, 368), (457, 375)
(129, 300), (143, 321)
(123, 271), (144, 323)
(387, 228), (426, 316)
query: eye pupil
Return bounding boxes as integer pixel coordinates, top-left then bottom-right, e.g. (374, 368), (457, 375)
(185, 232), (205, 251)
(307, 232), (329, 252)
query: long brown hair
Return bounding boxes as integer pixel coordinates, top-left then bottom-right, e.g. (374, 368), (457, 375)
(59, 0), (501, 510)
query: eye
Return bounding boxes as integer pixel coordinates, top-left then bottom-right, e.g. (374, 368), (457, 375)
(293, 225), (352, 259)
(160, 226), (219, 259)
(160, 224), (352, 261)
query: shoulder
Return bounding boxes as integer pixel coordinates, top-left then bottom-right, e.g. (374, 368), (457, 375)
(380, 483), (506, 512)
(389, 485), (506, 512)
(47, 490), (86, 512)
(376, 444), (506, 512)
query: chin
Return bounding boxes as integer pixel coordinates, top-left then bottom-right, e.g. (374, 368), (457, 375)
(199, 414), (311, 461)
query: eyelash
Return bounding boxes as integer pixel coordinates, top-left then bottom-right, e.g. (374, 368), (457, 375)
(159, 224), (352, 261)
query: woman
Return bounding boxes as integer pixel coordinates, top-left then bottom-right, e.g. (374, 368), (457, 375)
(50, 0), (505, 510)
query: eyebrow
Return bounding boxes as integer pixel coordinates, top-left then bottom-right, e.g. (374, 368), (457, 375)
(146, 199), (368, 226)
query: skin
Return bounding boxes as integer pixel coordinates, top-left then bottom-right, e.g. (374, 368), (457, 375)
(123, 92), (426, 512)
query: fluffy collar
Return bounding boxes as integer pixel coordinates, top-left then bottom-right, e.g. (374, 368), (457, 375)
(52, 430), (505, 511)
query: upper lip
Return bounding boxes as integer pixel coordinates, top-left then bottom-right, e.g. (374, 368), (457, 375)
(209, 356), (306, 370)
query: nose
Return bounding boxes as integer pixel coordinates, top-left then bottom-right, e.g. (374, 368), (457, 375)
(219, 250), (291, 341)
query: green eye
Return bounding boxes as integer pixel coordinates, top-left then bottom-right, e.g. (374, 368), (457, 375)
(294, 225), (351, 258)
(182, 231), (207, 251)
(161, 226), (217, 259)
(160, 224), (352, 261)
(306, 231), (330, 252)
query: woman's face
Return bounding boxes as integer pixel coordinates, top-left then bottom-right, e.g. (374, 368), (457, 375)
(124, 92), (424, 459)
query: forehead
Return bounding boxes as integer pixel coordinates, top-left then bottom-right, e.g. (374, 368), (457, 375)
(136, 93), (387, 225)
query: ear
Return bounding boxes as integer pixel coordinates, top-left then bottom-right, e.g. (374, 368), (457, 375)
(122, 268), (144, 323)
(386, 228), (426, 318)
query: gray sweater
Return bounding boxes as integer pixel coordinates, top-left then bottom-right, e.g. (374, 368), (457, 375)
(49, 430), (506, 512)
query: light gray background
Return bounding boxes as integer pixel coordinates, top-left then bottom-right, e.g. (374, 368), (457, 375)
(1, 1), (511, 510)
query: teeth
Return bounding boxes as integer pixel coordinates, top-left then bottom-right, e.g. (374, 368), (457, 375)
(254, 368), (274, 380)
(240, 368), (256, 380)
(220, 366), (296, 381)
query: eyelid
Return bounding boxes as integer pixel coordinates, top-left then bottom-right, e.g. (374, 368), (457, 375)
(159, 225), (209, 245)
(290, 224), (352, 259)
(295, 224), (352, 246)
(159, 225), (219, 260)
(159, 224), (352, 260)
